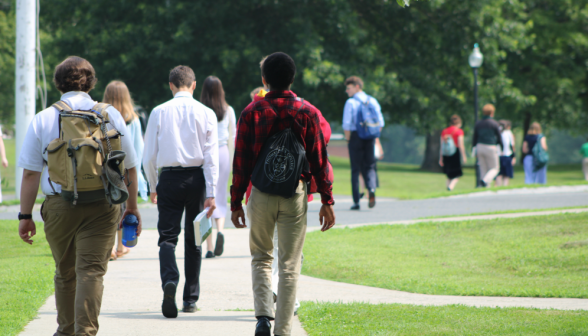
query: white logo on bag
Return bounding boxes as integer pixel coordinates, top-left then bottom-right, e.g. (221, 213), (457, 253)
(264, 146), (295, 183)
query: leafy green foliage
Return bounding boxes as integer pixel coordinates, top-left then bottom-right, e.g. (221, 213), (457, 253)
(0, 3), (15, 126)
(11, 0), (584, 137)
(303, 212), (588, 297)
(299, 302), (588, 335)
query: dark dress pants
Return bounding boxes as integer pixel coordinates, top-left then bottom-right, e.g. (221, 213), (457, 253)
(348, 131), (377, 204)
(157, 169), (206, 304)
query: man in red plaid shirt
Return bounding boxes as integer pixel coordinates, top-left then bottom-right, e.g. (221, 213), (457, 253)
(230, 52), (335, 336)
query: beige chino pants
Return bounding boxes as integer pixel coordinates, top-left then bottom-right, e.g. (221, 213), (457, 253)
(248, 183), (307, 336)
(42, 195), (120, 336)
(477, 144), (500, 185)
(583, 158), (588, 181)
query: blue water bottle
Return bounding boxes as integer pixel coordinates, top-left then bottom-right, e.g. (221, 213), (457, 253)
(122, 214), (139, 248)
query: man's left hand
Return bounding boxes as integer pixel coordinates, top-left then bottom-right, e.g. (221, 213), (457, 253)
(319, 205), (336, 232)
(120, 208), (143, 237)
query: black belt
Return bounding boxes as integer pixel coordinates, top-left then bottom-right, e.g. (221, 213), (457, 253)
(161, 166), (202, 172)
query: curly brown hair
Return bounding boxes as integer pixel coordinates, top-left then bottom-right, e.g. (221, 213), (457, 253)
(53, 56), (97, 93)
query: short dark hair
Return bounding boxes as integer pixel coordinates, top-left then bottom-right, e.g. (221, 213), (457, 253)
(169, 65), (195, 89)
(261, 52), (296, 90)
(345, 76), (363, 89)
(450, 114), (462, 126)
(53, 56), (97, 93)
(499, 119), (512, 129)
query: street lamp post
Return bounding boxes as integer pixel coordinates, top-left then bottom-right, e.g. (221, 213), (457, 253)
(469, 43), (483, 187)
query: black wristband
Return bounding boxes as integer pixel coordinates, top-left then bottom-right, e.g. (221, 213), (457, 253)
(18, 212), (32, 220)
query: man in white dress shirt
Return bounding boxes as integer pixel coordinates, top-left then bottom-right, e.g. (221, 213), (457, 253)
(143, 65), (219, 318)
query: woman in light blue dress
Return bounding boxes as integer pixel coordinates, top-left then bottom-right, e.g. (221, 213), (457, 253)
(103, 80), (149, 259)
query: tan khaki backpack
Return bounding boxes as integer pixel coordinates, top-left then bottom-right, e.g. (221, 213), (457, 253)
(44, 101), (129, 205)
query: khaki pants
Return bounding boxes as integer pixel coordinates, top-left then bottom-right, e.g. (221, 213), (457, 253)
(583, 158), (588, 181)
(477, 144), (499, 184)
(248, 183), (307, 336)
(42, 195), (120, 336)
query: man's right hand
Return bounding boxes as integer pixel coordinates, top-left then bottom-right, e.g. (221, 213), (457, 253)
(231, 209), (247, 228)
(438, 158), (444, 167)
(319, 205), (335, 232)
(150, 192), (157, 204)
(19, 219), (36, 245)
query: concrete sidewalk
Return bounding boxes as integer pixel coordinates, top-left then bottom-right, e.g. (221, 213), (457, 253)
(20, 209), (588, 335)
(20, 229), (307, 336)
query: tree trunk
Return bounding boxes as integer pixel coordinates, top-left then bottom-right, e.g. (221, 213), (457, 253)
(421, 130), (443, 172)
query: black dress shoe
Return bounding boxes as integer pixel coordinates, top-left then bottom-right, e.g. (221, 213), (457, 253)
(182, 302), (197, 313)
(350, 203), (360, 210)
(255, 317), (271, 336)
(214, 232), (224, 256)
(368, 191), (376, 208)
(205, 251), (215, 258)
(162, 282), (178, 318)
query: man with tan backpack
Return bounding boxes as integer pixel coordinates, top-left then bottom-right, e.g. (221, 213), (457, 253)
(17, 56), (142, 336)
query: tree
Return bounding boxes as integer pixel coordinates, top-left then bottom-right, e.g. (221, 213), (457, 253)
(0, 1), (15, 127)
(37, 0), (588, 172)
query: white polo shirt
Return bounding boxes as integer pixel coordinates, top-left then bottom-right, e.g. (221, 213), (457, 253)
(17, 91), (140, 195)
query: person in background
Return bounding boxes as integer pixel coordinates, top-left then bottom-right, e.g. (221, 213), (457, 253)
(496, 120), (516, 187)
(0, 125), (9, 202)
(143, 65), (218, 317)
(522, 122), (548, 184)
(439, 115), (467, 191)
(580, 137), (588, 180)
(17, 56), (142, 335)
(342, 76), (384, 210)
(473, 104), (503, 187)
(103, 80), (149, 260)
(200, 76), (236, 258)
(250, 86), (266, 101)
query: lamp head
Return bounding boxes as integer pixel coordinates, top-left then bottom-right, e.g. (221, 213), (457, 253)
(468, 43), (484, 68)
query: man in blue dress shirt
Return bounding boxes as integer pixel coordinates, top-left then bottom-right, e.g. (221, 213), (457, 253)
(342, 76), (384, 210)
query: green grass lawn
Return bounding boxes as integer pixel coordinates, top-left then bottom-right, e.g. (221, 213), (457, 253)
(298, 302), (588, 336)
(419, 206), (588, 219)
(0, 220), (55, 336)
(302, 212), (588, 298)
(330, 156), (587, 199)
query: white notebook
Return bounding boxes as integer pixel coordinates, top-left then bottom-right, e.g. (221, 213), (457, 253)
(194, 208), (213, 246)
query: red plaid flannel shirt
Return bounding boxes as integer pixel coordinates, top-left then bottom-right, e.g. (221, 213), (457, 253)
(230, 90), (334, 211)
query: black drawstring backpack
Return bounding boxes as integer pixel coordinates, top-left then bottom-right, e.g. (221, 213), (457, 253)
(251, 99), (308, 198)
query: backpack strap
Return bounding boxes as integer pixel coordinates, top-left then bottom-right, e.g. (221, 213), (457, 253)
(290, 99), (305, 128)
(52, 100), (73, 113)
(92, 103), (111, 118)
(52, 101), (73, 137)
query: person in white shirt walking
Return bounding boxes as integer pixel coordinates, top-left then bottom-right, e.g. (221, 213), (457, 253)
(496, 120), (516, 187)
(200, 76), (236, 259)
(143, 65), (219, 318)
(17, 56), (142, 335)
